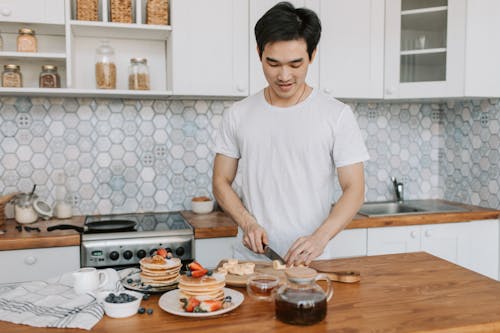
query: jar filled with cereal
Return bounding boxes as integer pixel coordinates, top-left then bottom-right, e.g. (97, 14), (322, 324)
(17, 28), (38, 52)
(2, 64), (23, 88)
(95, 41), (116, 89)
(128, 58), (150, 90)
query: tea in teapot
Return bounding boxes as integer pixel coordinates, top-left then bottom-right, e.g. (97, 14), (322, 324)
(275, 267), (333, 325)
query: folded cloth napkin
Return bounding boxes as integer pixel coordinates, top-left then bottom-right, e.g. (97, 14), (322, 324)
(0, 268), (124, 330)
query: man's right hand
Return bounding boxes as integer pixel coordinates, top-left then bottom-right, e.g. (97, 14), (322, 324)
(242, 218), (268, 254)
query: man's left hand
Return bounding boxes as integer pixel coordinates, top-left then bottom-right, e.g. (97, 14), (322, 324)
(284, 234), (328, 266)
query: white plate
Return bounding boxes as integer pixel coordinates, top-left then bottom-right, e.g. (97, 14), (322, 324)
(158, 288), (244, 317)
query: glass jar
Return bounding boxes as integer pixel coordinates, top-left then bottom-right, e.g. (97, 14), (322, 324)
(12, 193), (39, 224)
(275, 267), (333, 326)
(0, 29), (4, 51)
(17, 28), (38, 52)
(39, 65), (61, 88)
(2, 64), (23, 88)
(95, 41), (116, 89)
(128, 58), (150, 90)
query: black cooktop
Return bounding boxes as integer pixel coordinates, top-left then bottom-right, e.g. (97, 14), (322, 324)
(84, 212), (192, 233)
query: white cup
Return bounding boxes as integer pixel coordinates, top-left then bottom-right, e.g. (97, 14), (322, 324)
(73, 267), (108, 295)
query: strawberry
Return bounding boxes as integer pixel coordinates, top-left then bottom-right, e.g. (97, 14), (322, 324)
(157, 248), (168, 258)
(184, 297), (201, 312)
(188, 261), (205, 271)
(199, 300), (222, 312)
(191, 269), (208, 278)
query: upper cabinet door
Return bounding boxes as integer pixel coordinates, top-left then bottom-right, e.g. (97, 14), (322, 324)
(384, 0), (466, 99)
(249, 0), (320, 95)
(319, 0), (384, 99)
(0, 0), (65, 24)
(464, 0), (500, 97)
(171, 0), (249, 96)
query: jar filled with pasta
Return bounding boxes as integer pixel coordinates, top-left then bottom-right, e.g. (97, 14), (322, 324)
(17, 28), (38, 52)
(128, 58), (150, 90)
(95, 41), (116, 89)
(2, 64), (23, 88)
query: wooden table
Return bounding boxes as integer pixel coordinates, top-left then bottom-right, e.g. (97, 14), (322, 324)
(1, 252), (499, 332)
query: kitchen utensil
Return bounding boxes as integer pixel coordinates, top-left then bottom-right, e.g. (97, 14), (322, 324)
(73, 267), (108, 294)
(217, 260), (361, 287)
(275, 266), (333, 325)
(47, 220), (136, 233)
(263, 245), (285, 264)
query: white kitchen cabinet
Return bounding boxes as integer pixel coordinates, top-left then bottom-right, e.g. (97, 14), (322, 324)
(326, 228), (367, 259)
(0, 0), (65, 24)
(171, 0), (248, 97)
(194, 237), (237, 269)
(319, 0), (384, 99)
(464, 0), (500, 97)
(384, 0), (466, 99)
(249, 0), (319, 95)
(0, 246), (80, 283)
(367, 220), (499, 280)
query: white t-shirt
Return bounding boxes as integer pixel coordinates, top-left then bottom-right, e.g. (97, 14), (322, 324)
(214, 88), (369, 260)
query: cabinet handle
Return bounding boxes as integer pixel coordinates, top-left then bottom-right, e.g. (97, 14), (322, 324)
(236, 84), (246, 92)
(1, 8), (12, 16)
(424, 230), (431, 238)
(410, 231), (417, 238)
(385, 87), (395, 95)
(323, 88), (332, 94)
(24, 255), (37, 265)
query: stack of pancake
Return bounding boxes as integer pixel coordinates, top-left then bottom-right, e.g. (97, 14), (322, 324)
(139, 255), (182, 286)
(178, 273), (225, 301)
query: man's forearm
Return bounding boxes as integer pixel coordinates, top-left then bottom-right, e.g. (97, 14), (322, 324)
(213, 178), (255, 230)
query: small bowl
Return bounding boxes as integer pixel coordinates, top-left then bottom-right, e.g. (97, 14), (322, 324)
(191, 196), (214, 214)
(246, 274), (280, 301)
(98, 290), (142, 318)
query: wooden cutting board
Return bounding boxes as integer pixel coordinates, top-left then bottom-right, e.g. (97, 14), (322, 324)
(216, 260), (360, 287)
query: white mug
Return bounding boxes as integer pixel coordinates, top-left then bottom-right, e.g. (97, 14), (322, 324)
(73, 267), (108, 295)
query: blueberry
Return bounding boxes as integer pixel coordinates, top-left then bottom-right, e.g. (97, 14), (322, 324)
(127, 278), (133, 284)
(186, 270), (192, 277)
(138, 307), (146, 314)
(142, 294), (150, 300)
(206, 270), (213, 276)
(224, 296), (232, 303)
(146, 308), (153, 315)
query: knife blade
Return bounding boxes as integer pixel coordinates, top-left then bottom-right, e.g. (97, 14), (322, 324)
(264, 245), (286, 264)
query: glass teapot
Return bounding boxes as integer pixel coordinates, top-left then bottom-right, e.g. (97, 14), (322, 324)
(275, 266), (333, 325)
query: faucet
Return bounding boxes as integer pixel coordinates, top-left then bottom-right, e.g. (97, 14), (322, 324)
(391, 177), (404, 202)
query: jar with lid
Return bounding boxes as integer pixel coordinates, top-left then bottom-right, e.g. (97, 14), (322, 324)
(128, 58), (150, 90)
(95, 41), (116, 89)
(39, 65), (61, 88)
(2, 64), (23, 88)
(17, 28), (38, 52)
(275, 267), (333, 326)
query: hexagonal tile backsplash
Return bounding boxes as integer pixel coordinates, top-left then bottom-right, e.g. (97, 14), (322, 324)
(0, 96), (498, 215)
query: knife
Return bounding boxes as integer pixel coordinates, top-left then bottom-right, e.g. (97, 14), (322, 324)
(264, 245), (286, 264)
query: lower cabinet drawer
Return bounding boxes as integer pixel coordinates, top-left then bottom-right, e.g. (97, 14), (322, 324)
(0, 246), (80, 283)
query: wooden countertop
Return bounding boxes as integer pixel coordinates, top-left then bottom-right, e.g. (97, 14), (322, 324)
(1, 252), (499, 332)
(1, 200), (498, 251)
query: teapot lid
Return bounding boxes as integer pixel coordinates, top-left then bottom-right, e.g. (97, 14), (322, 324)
(285, 267), (317, 281)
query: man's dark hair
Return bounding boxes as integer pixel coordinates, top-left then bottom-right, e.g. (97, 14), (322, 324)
(254, 1), (321, 60)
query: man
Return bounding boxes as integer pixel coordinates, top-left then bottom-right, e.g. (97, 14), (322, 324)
(213, 2), (369, 266)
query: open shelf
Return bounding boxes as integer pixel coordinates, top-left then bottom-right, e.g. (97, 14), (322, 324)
(400, 48), (446, 56)
(70, 21), (171, 40)
(0, 87), (173, 98)
(401, 6), (447, 16)
(0, 51), (66, 61)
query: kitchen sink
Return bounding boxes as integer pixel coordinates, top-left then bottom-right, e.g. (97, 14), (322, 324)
(358, 200), (468, 217)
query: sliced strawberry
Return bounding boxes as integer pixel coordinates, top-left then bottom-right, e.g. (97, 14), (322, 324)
(191, 269), (208, 278)
(200, 300), (222, 312)
(157, 248), (168, 258)
(188, 261), (205, 271)
(185, 297), (201, 312)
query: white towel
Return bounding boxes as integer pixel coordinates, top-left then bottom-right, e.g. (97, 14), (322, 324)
(0, 268), (132, 330)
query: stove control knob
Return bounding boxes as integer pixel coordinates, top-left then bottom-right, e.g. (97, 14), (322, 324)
(149, 248), (157, 256)
(175, 247), (185, 257)
(109, 251), (120, 261)
(123, 250), (133, 260)
(137, 249), (147, 259)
